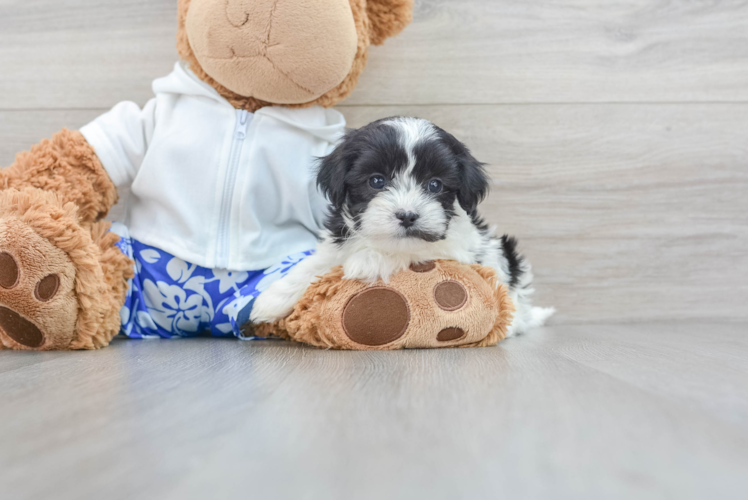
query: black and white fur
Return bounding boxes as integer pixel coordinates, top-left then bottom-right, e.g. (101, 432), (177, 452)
(251, 117), (554, 336)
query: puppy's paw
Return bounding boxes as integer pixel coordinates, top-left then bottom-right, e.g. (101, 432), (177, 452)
(343, 249), (395, 282)
(250, 287), (297, 324)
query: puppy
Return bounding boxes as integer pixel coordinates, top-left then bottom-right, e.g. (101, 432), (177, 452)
(251, 117), (554, 337)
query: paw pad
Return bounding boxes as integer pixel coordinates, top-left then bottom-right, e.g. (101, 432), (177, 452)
(0, 306), (44, 348)
(437, 327), (466, 342)
(35, 274), (60, 302)
(0, 252), (19, 289)
(410, 261), (436, 273)
(343, 287), (410, 346)
(434, 281), (468, 311)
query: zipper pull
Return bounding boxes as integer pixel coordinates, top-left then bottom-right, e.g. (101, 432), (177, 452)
(234, 110), (251, 140)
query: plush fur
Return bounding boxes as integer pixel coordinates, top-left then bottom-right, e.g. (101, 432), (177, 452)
(252, 117), (554, 337)
(366, 0), (414, 45)
(1, 129), (118, 225)
(255, 260), (515, 350)
(0, 129), (126, 349)
(185, 0), (359, 103)
(177, 0), (413, 112)
(0, 188), (132, 350)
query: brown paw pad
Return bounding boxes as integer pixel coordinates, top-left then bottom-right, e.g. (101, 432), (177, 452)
(437, 327), (466, 342)
(434, 280), (468, 311)
(410, 261), (436, 273)
(35, 274), (60, 302)
(0, 252), (20, 289)
(0, 306), (44, 348)
(342, 287), (410, 346)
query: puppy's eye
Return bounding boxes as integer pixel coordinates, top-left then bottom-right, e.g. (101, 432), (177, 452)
(428, 179), (443, 194)
(369, 175), (386, 190)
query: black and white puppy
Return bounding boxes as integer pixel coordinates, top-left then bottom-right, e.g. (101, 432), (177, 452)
(251, 117), (554, 336)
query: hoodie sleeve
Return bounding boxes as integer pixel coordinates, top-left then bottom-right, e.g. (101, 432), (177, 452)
(80, 99), (157, 189)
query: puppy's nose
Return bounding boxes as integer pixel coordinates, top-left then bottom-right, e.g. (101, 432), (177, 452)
(396, 211), (420, 228)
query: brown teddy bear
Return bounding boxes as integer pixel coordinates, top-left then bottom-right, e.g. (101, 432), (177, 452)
(0, 0), (513, 351)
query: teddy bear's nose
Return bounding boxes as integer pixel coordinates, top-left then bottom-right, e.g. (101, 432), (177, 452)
(226, 0), (255, 27)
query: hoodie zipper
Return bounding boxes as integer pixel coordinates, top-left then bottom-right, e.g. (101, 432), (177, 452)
(216, 109), (251, 269)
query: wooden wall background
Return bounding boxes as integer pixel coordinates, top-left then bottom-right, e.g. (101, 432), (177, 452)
(1, 0), (746, 325)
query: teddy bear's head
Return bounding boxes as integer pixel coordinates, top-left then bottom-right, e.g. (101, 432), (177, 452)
(176, 0), (413, 111)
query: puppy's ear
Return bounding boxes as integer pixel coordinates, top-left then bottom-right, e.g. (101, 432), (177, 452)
(437, 128), (490, 215)
(366, 0), (414, 46)
(457, 151), (489, 215)
(317, 139), (352, 209)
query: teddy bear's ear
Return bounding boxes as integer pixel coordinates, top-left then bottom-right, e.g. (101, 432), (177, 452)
(366, 0), (415, 46)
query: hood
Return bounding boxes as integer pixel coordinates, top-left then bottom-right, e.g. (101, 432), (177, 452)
(153, 62), (346, 143)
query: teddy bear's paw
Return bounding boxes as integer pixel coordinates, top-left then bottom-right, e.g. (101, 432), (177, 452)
(313, 260), (510, 350)
(0, 217), (79, 350)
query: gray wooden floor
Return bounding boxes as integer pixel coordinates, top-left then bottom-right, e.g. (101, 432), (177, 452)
(2, 1), (748, 498)
(2, 324), (748, 500)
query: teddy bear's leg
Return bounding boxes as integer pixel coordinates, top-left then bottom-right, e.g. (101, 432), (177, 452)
(0, 129), (126, 350)
(0, 188), (131, 350)
(1, 128), (118, 226)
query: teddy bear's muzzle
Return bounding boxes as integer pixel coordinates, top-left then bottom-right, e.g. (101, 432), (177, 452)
(186, 0), (359, 103)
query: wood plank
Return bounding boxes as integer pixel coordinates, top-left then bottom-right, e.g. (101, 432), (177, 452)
(0, 109), (102, 164)
(2, 1), (748, 109)
(0, 339), (306, 500)
(540, 323), (748, 427)
(1, 327), (747, 500)
(0, 0), (178, 110)
(2, 104), (747, 324)
(168, 329), (748, 500)
(351, 0), (748, 105)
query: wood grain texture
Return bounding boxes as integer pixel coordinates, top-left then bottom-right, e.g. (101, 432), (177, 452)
(3, 105), (746, 324)
(1, 326), (748, 500)
(352, 0), (748, 105)
(2, 1), (748, 109)
(0, 0), (178, 110)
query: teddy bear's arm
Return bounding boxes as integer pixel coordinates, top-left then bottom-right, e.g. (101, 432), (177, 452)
(1, 129), (118, 226)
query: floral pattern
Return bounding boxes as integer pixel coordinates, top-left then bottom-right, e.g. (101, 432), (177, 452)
(112, 223), (312, 339)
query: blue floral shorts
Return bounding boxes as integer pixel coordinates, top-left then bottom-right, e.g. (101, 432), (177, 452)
(111, 223), (312, 339)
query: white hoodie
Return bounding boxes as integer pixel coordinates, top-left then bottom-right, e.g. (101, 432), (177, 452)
(81, 62), (346, 271)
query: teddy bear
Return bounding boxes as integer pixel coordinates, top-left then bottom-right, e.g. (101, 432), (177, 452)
(0, 0), (513, 351)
